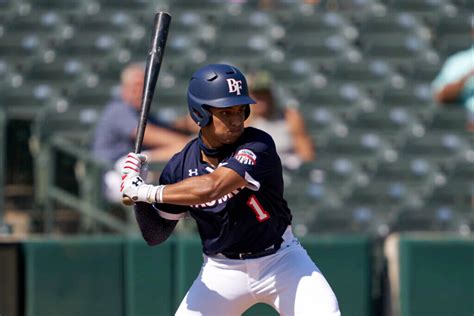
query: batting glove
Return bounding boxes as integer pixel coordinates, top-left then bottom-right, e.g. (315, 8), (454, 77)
(120, 153), (165, 204)
(121, 175), (163, 204)
(120, 152), (148, 180)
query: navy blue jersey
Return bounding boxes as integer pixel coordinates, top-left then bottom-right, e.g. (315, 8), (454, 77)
(155, 127), (292, 255)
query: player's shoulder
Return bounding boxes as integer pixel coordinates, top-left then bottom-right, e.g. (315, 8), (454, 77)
(240, 127), (276, 148)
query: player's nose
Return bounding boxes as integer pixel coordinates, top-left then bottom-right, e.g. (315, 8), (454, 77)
(230, 115), (244, 127)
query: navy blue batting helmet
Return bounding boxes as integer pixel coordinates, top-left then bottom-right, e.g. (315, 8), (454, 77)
(187, 64), (256, 127)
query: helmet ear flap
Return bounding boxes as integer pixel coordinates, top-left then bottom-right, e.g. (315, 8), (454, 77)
(192, 105), (212, 127)
(244, 104), (250, 120)
(199, 106), (212, 127)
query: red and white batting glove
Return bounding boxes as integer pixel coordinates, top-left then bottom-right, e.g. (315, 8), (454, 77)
(120, 152), (148, 179)
(120, 152), (165, 204)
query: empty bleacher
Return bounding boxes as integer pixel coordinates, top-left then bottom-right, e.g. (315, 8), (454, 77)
(0, 0), (472, 236)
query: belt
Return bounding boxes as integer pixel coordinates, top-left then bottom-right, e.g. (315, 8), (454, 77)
(221, 238), (283, 260)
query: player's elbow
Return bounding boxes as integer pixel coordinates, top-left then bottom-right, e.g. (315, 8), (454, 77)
(195, 176), (224, 202)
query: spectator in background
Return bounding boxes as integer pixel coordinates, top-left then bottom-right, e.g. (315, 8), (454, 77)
(432, 45), (474, 132)
(92, 62), (189, 202)
(245, 70), (315, 169)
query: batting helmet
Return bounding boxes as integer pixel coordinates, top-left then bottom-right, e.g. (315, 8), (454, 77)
(187, 64), (256, 127)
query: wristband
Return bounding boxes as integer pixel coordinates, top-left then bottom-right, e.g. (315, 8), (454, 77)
(154, 185), (166, 203)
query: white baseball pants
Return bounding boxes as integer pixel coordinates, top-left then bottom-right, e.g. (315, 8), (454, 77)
(175, 227), (341, 316)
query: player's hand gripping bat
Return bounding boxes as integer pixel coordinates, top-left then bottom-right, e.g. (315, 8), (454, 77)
(122, 12), (171, 206)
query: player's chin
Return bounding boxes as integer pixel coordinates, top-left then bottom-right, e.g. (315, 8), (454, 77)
(224, 130), (243, 143)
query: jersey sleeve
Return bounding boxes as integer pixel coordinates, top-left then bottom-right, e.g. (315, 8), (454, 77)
(222, 134), (277, 191)
(152, 159), (189, 220)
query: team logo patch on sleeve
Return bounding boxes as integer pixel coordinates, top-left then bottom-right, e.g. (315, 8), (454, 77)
(235, 149), (257, 165)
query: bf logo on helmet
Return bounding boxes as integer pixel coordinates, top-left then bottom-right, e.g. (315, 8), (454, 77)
(226, 78), (243, 95)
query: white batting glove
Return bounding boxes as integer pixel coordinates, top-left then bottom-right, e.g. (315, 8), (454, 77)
(120, 152), (166, 204)
(121, 176), (166, 204)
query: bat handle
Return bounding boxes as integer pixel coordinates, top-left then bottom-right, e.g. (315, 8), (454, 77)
(122, 196), (135, 206)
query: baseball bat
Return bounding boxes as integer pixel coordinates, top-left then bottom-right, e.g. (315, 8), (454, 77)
(122, 12), (171, 206)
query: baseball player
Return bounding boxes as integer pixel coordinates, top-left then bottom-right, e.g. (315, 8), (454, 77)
(121, 64), (340, 316)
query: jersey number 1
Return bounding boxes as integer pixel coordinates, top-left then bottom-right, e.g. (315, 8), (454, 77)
(247, 195), (270, 222)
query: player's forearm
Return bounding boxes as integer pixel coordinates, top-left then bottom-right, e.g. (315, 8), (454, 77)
(140, 125), (189, 147)
(435, 71), (474, 103)
(436, 80), (465, 103)
(160, 169), (247, 206)
(293, 135), (315, 162)
(162, 176), (230, 205)
(134, 202), (178, 246)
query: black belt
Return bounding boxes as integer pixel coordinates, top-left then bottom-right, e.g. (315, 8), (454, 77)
(221, 238), (283, 260)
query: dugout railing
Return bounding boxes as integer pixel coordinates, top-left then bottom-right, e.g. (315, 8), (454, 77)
(0, 108), (6, 231)
(36, 132), (132, 233)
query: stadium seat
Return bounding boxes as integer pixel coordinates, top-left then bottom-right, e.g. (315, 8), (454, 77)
(169, 0), (225, 21)
(435, 33), (472, 59)
(297, 157), (362, 196)
(359, 158), (439, 207)
(21, 60), (92, 95)
(424, 180), (473, 211)
(390, 207), (461, 232)
(319, 131), (393, 170)
(285, 11), (355, 42)
(67, 86), (115, 110)
(317, 0), (383, 16)
(344, 179), (413, 213)
(125, 32), (207, 66)
(330, 59), (396, 94)
(51, 31), (125, 65)
(307, 207), (375, 234)
(0, 85), (53, 119)
(362, 35), (435, 70)
(94, 0), (155, 15)
(384, 0), (458, 23)
(285, 33), (359, 71)
(169, 13), (216, 45)
(403, 59), (442, 85)
(379, 84), (436, 120)
(426, 106), (469, 133)
(71, 12), (140, 43)
(208, 32), (279, 68)
(258, 59), (317, 92)
(236, 0), (307, 21)
(24, 0), (93, 19)
(358, 12), (423, 39)
(302, 107), (345, 142)
(296, 83), (370, 118)
(452, 0), (474, 10)
(348, 107), (423, 144)
(397, 132), (469, 167)
(2, 11), (66, 43)
(0, 33), (46, 68)
(432, 13), (472, 58)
